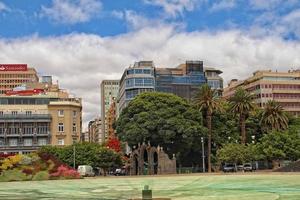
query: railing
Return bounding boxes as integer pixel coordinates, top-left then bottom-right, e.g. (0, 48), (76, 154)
(0, 114), (51, 120)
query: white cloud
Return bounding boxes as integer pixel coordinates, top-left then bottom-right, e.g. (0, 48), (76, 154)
(41, 0), (102, 24)
(249, 0), (298, 10)
(1, 26), (300, 128)
(0, 1), (9, 12)
(144, 0), (200, 17)
(210, 0), (236, 12)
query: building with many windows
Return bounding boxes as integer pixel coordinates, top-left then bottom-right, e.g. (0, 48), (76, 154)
(100, 80), (119, 143)
(0, 64), (39, 95)
(118, 61), (155, 112)
(88, 117), (102, 143)
(223, 70), (300, 116)
(0, 65), (82, 154)
(155, 61), (207, 100)
(204, 67), (223, 96)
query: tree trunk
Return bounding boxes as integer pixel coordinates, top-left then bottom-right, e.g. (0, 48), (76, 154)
(207, 111), (212, 173)
(240, 114), (246, 145)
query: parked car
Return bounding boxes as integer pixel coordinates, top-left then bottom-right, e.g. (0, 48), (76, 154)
(237, 164), (244, 171)
(114, 168), (126, 176)
(223, 163), (236, 173)
(77, 165), (95, 177)
(243, 163), (253, 172)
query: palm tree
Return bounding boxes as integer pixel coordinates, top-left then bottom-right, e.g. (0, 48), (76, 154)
(194, 84), (223, 173)
(229, 88), (255, 144)
(260, 100), (289, 131)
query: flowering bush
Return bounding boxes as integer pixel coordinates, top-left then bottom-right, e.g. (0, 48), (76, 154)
(22, 167), (34, 175)
(50, 165), (80, 179)
(0, 154), (23, 170)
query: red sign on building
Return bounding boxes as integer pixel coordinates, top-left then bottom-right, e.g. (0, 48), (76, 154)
(0, 64), (27, 71)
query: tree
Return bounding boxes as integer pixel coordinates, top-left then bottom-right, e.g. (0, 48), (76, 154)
(229, 88), (255, 144)
(106, 138), (121, 153)
(194, 84), (223, 172)
(217, 143), (258, 165)
(116, 92), (207, 165)
(95, 148), (122, 176)
(260, 100), (289, 132)
(257, 131), (300, 168)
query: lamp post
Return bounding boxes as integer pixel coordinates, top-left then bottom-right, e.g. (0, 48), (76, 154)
(201, 137), (205, 173)
(73, 145), (76, 169)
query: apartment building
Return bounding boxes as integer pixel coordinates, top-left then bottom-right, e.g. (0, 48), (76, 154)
(0, 65), (82, 154)
(223, 70), (300, 116)
(100, 80), (119, 143)
(205, 67), (223, 96)
(88, 117), (102, 143)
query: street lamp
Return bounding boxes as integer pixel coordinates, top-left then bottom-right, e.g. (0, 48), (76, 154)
(201, 137), (205, 173)
(251, 135), (255, 144)
(73, 145), (76, 169)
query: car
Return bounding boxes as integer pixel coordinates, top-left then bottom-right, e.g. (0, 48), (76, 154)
(77, 165), (95, 177)
(237, 164), (244, 171)
(114, 168), (126, 176)
(243, 163), (253, 172)
(223, 164), (236, 173)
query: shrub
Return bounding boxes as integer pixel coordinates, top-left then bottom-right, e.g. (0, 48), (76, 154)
(0, 169), (30, 182)
(50, 165), (80, 179)
(22, 168), (34, 175)
(32, 171), (49, 181)
(0, 154), (23, 170)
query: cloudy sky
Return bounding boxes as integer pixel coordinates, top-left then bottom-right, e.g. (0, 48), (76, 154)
(1, 0), (300, 129)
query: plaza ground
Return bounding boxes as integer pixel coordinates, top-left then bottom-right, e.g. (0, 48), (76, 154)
(0, 173), (299, 200)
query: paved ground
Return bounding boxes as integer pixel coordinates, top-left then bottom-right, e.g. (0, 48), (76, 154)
(0, 173), (299, 200)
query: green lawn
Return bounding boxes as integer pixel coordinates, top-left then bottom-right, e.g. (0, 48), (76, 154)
(0, 173), (299, 200)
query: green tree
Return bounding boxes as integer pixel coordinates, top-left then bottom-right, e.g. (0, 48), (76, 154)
(217, 143), (258, 164)
(257, 131), (300, 168)
(95, 148), (122, 176)
(194, 84), (223, 172)
(116, 92), (207, 165)
(260, 100), (289, 132)
(229, 88), (255, 144)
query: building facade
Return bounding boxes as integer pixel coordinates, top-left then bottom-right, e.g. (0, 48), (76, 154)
(0, 64), (39, 95)
(118, 61), (155, 113)
(155, 61), (207, 100)
(223, 70), (300, 116)
(204, 67), (223, 96)
(0, 65), (82, 154)
(100, 80), (119, 143)
(88, 117), (102, 143)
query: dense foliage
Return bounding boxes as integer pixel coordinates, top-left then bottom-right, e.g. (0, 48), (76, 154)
(39, 142), (123, 174)
(116, 92), (207, 166)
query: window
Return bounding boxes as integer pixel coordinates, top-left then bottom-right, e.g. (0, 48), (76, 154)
(9, 139), (18, 147)
(0, 139), (4, 146)
(73, 123), (76, 133)
(135, 78), (144, 86)
(12, 111), (18, 115)
(58, 139), (64, 145)
(24, 138), (32, 146)
(73, 111), (77, 117)
(0, 111), (3, 115)
(38, 138), (47, 146)
(58, 123), (64, 132)
(58, 110), (64, 117)
(25, 111), (32, 116)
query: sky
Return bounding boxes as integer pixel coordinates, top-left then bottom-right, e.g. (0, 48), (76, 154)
(0, 0), (300, 129)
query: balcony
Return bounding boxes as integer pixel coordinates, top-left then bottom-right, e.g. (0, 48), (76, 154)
(0, 114), (51, 122)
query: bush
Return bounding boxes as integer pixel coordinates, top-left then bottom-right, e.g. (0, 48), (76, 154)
(32, 171), (49, 181)
(0, 169), (30, 182)
(0, 154), (23, 170)
(50, 165), (80, 179)
(22, 167), (34, 175)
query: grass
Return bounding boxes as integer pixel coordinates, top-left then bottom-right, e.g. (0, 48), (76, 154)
(0, 173), (299, 199)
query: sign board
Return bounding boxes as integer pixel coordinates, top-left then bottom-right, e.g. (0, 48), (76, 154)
(0, 64), (27, 71)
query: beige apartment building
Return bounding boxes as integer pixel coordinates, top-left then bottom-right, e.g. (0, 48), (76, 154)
(0, 65), (82, 154)
(223, 70), (300, 116)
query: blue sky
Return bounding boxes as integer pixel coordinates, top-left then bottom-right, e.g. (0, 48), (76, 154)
(1, 0), (300, 126)
(1, 0), (300, 39)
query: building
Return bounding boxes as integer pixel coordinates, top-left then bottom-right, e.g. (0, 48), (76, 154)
(118, 61), (155, 113)
(223, 70), (300, 116)
(88, 117), (102, 143)
(100, 80), (119, 143)
(204, 67), (223, 96)
(155, 61), (207, 100)
(0, 64), (39, 95)
(0, 65), (82, 154)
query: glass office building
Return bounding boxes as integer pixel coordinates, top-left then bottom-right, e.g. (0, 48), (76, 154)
(155, 61), (207, 101)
